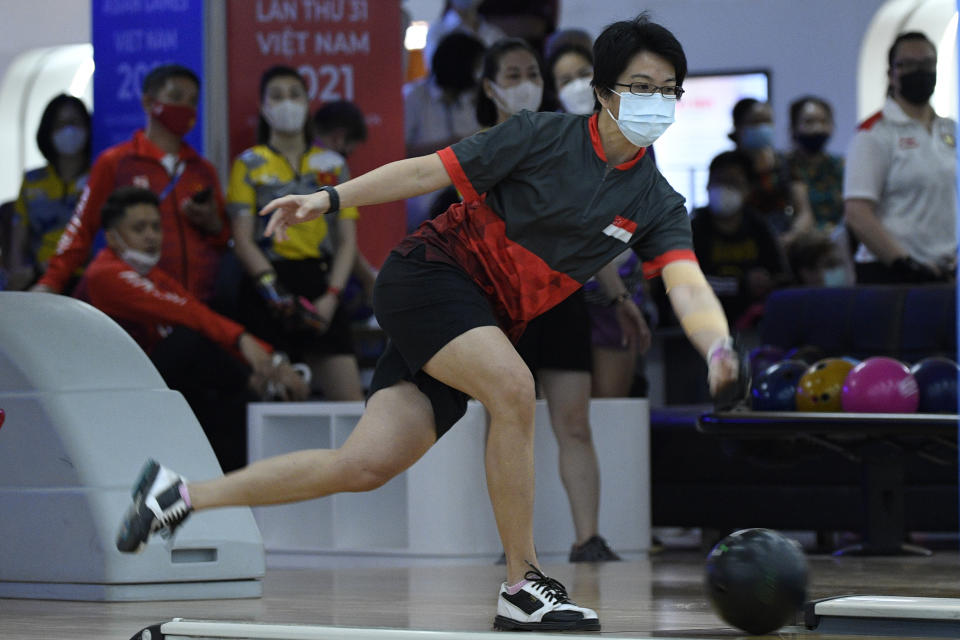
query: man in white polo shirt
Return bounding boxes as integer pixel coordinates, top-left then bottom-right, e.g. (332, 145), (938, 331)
(844, 31), (957, 284)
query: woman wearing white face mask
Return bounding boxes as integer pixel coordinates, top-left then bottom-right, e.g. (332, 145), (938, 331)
(118, 17), (740, 632)
(226, 65), (365, 402)
(547, 41), (596, 116)
(8, 94), (91, 289)
(477, 38), (545, 126)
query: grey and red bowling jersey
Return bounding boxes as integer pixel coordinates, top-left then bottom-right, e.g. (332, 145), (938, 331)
(398, 110), (695, 339)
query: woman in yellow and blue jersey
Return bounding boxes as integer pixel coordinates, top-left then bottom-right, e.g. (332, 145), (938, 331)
(9, 94), (91, 289)
(226, 66), (364, 400)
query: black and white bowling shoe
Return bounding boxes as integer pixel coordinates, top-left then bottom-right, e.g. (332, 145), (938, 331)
(116, 459), (192, 553)
(494, 564), (600, 631)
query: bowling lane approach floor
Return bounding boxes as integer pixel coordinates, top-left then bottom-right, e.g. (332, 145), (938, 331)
(4, 540), (958, 640)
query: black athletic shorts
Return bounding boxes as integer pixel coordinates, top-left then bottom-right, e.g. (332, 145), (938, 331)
(368, 245), (498, 438)
(516, 288), (592, 374)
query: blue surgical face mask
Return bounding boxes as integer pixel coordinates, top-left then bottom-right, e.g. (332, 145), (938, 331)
(52, 125), (87, 155)
(606, 92), (675, 148)
(740, 123), (775, 150)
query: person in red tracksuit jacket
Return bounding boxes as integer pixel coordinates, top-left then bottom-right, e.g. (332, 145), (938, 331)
(85, 186), (308, 471)
(33, 64), (230, 303)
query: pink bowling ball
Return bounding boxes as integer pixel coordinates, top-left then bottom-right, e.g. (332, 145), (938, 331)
(842, 357), (919, 413)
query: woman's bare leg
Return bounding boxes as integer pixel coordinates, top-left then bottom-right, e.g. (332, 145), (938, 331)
(420, 325), (537, 585)
(539, 368), (599, 545)
(187, 381), (436, 510)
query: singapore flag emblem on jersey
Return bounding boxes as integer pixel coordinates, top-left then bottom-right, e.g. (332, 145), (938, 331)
(602, 216), (637, 243)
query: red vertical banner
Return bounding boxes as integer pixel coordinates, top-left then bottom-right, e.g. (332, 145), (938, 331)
(226, 0), (406, 266)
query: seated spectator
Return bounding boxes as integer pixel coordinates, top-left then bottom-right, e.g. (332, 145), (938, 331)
(786, 96), (845, 232)
(8, 94), (91, 290)
(423, 0), (505, 73)
(691, 151), (790, 329)
(844, 31), (957, 284)
(85, 187), (308, 471)
(729, 98), (813, 239)
(227, 66), (364, 401)
(785, 229), (852, 287)
(34, 64), (230, 302)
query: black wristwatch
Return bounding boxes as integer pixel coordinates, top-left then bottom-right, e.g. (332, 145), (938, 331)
(319, 185), (340, 215)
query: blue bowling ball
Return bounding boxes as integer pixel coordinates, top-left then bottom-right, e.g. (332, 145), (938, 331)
(909, 357), (959, 413)
(751, 360), (808, 411)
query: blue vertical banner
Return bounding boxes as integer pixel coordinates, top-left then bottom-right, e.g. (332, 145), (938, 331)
(91, 0), (205, 155)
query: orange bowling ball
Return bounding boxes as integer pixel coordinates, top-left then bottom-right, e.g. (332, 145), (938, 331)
(795, 358), (856, 412)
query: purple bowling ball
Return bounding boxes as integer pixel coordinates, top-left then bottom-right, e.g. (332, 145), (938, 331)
(842, 356), (919, 413)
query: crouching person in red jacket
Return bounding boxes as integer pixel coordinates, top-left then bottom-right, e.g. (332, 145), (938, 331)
(86, 186), (309, 471)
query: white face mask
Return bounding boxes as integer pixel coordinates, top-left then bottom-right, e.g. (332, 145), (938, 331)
(112, 231), (161, 275)
(707, 186), (744, 217)
(606, 91), (675, 147)
(263, 100), (308, 133)
(52, 125), (87, 155)
(558, 77), (596, 115)
(489, 81), (543, 116)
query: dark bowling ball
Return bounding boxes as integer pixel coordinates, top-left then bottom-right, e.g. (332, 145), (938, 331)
(705, 528), (808, 635)
(748, 345), (786, 378)
(910, 357), (959, 413)
(784, 344), (825, 366)
(750, 359), (807, 411)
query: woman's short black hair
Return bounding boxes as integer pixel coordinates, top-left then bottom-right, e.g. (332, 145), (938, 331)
(432, 32), (486, 93)
(35, 94), (92, 168)
(592, 13), (686, 99)
(788, 95), (833, 131)
(476, 37), (543, 128)
(257, 65), (311, 146)
(101, 186), (160, 231)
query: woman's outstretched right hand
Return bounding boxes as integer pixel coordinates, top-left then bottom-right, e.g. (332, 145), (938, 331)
(259, 191), (332, 241)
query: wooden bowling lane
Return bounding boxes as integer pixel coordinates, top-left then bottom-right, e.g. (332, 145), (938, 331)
(2, 550), (957, 640)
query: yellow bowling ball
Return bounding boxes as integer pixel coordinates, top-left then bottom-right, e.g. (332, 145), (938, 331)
(795, 358), (855, 412)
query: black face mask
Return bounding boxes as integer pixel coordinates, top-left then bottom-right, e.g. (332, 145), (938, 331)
(795, 133), (829, 154)
(899, 70), (936, 105)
